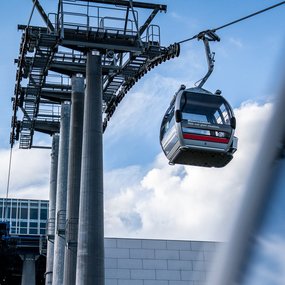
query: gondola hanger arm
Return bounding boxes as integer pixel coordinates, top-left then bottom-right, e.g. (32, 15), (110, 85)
(196, 30), (220, 88)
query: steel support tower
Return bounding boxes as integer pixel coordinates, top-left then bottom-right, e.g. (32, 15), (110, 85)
(10, 1), (180, 284)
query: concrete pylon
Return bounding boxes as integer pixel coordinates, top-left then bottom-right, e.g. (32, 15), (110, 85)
(76, 52), (104, 285)
(52, 102), (70, 285)
(45, 134), (59, 285)
(21, 254), (38, 285)
(63, 75), (85, 285)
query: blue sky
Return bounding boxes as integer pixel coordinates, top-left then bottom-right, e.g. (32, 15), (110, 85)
(0, 0), (284, 241)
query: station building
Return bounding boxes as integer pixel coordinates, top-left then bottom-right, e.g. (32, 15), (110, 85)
(0, 198), (219, 284)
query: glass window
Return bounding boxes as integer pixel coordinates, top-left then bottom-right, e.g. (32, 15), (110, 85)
(183, 112), (209, 123)
(40, 209), (47, 220)
(30, 222), (38, 228)
(20, 228), (27, 234)
(40, 222), (46, 228)
(181, 92), (231, 126)
(4, 207), (10, 218)
(20, 208), (28, 219)
(40, 229), (46, 235)
(20, 222), (27, 227)
(161, 107), (175, 140)
(29, 228), (38, 235)
(30, 208), (38, 220)
(11, 207), (17, 218)
(40, 201), (48, 208)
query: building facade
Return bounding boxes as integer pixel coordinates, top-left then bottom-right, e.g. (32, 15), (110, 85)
(0, 198), (48, 235)
(0, 198), (219, 284)
(104, 238), (218, 285)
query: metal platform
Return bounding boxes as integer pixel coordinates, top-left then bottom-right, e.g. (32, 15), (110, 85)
(10, 0), (180, 149)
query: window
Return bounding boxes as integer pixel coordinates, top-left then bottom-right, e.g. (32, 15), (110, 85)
(30, 208), (38, 220)
(20, 228), (27, 234)
(29, 228), (38, 235)
(40, 209), (47, 220)
(161, 107), (175, 141)
(30, 222), (38, 228)
(20, 222), (27, 227)
(11, 207), (17, 218)
(183, 112), (209, 123)
(20, 208), (28, 219)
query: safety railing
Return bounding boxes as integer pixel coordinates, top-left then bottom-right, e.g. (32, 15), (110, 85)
(57, 210), (66, 237)
(145, 24), (161, 47)
(57, 1), (139, 38)
(65, 218), (79, 248)
(46, 217), (55, 241)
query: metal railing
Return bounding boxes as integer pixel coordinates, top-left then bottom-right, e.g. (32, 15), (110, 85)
(57, 210), (66, 237)
(57, 1), (139, 38)
(65, 218), (79, 248)
(46, 218), (55, 241)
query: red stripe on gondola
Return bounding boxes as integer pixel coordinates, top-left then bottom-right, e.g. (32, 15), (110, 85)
(183, 133), (229, 144)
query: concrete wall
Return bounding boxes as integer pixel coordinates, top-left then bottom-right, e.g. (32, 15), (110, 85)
(105, 238), (219, 285)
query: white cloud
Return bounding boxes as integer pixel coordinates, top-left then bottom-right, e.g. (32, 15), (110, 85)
(105, 73), (180, 141)
(104, 101), (274, 241)
(0, 101), (274, 241)
(0, 146), (51, 200)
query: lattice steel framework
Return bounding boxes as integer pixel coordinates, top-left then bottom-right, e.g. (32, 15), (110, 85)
(10, 0), (180, 149)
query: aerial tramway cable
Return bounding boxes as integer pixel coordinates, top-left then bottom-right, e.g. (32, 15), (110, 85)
(177, 1), (285, 45)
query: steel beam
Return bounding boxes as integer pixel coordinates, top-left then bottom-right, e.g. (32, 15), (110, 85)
(76, 52), (104, 285)
(32, 0), (55, 32)
(63, 75), (85, 285)
(45, 134), (59, 285)
(61, 39), (143, 53)
(52, 102), (70, 285)
(76, 0), (167, 11)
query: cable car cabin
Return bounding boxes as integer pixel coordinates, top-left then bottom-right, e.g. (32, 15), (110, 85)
(160, 86), (238, 167)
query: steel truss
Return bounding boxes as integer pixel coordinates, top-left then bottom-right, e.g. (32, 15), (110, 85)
(10, 0), (180, 148)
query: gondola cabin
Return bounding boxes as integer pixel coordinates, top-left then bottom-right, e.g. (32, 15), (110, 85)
(160, 85), (238, 167)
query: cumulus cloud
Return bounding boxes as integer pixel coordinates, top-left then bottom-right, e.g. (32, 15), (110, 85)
(104, 101), (273, 241)
(0, 146), (51, 200)
(0, 101), (274, 241)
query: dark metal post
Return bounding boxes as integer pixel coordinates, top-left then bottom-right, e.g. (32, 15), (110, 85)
(63, 75), (85, 285)
(76, 52), (104, 285)
(52, 102), (70, 285)
(45, 134), (59, 285)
